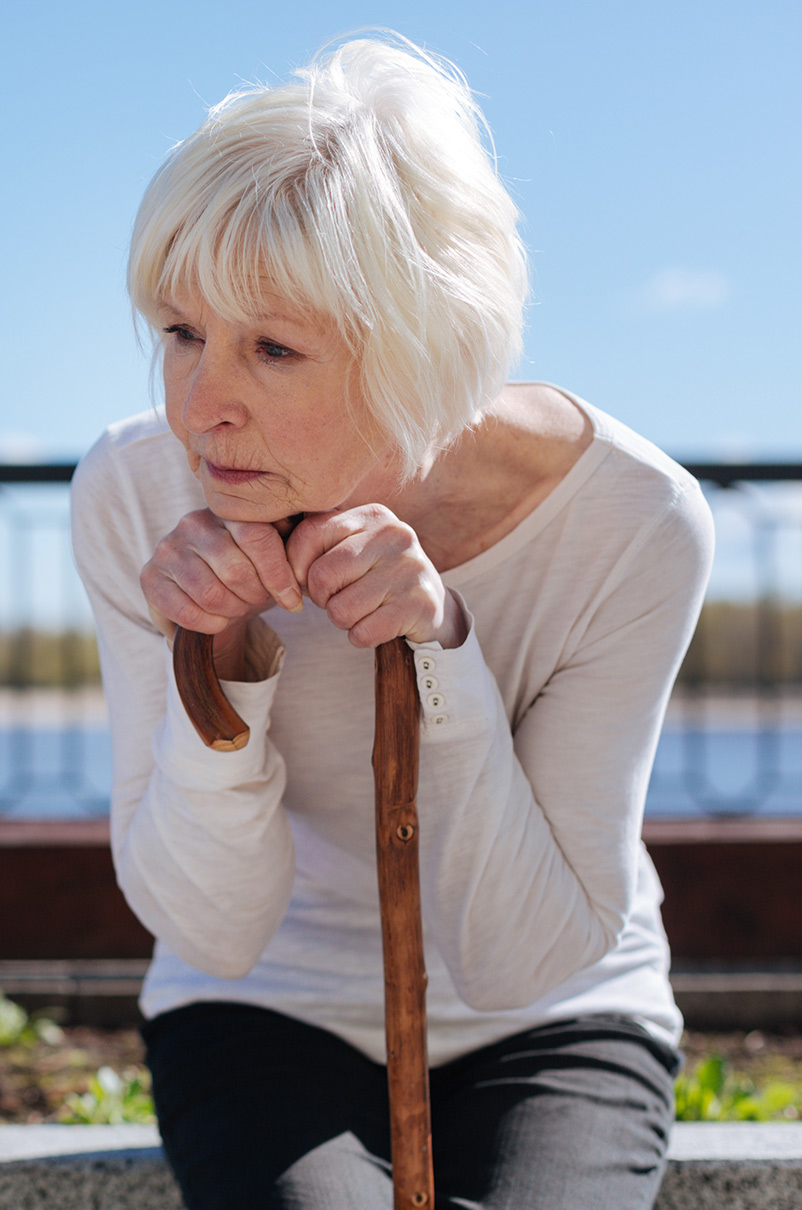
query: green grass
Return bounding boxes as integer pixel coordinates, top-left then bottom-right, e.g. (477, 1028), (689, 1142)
(675, 1053), (801, 1121)
(58, 1065), (155, 1125)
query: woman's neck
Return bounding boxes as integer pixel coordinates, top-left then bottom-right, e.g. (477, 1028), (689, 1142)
(367, 383), (594, 572)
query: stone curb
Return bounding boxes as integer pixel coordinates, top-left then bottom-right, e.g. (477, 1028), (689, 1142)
(2, 1123), (802, 1209)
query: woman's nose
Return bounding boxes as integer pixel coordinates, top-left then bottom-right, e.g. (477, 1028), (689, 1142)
(180, 353), (249, 434)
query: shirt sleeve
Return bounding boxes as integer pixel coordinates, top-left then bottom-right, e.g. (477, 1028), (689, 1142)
(408, 481), (714, 1011)
(70, 432), (295, 979)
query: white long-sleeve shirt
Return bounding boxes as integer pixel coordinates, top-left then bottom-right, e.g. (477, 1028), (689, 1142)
(71, 387), (714, 1066)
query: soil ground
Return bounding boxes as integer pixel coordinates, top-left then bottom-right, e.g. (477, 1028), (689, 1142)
(1, 1024), (802, 1125)
(0, 1024), (146, 1123)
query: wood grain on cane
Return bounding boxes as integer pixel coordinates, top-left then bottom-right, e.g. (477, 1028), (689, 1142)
(171, 626), (433, 1207)
(373, 638), (434, 1209)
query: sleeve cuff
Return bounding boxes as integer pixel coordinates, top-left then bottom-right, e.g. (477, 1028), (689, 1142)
(240, 617), (285, 681)
(407, 594), (498, 740)
(154, 633), (284, 789)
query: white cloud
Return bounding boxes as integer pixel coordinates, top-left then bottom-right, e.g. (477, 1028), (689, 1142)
(640, 267), (731, 312)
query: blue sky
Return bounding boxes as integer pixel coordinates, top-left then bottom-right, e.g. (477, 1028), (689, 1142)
(2, 0), (800, 463)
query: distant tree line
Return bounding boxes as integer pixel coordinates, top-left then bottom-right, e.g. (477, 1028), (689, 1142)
(0, 628), (101, 688)
(677, 601), (802, 687)
(1, 602), (801, 688)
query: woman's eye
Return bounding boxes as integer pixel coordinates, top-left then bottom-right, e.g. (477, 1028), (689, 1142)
(162, 324), (198, 345)
(257, 340), (293, 362)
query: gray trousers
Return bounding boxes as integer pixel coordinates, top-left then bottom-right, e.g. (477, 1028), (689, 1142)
(144, 1006), (679, 1210)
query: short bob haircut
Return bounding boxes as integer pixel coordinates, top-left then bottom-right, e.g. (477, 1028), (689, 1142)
(128, 33), (528, 477)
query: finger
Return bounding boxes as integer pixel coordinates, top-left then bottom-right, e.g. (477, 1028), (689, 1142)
(191, 527), (278, 610)
(141, 568), (234, 636)
(225, 519), (304, 613)
(286, 509), (378, 590)
(148, 512), (259, 606)
(146, 601), (177, 646)
(142, 535), (260, 624)
(326, 564), (440, 641)
(343, 600), (416, 649)
(288, 508), (415, 608)
(169, 509), (302, 614)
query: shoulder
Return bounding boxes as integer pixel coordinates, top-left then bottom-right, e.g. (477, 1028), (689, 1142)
(73, 408), (202, 522)
(506, 385), (716, 597)
(71, 408), (205, 574)
(562, 394), (715, 598)
(73, 407), (182, 496)
(545, 388), (708, 526)
(502, 382), (713, 552)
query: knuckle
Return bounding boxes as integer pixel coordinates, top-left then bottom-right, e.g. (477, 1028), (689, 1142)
(217, 551), (255, 593)
(236, 523), (291, 577)
(325, 593), (353, 628)
(305, 561), (333, 606)
(176, 601), (226, 635)
(363, 502), (392, 524)
(347, 614), (387, 649)
(139, 561), (157, 595)
(234, 520), (280, 551)
(198, 579), (239, 615)
(151, 532), (179, 564)
(175, 510), (213, 543)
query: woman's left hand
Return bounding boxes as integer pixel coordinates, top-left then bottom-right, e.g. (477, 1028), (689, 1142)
(286, 505), (467, 650)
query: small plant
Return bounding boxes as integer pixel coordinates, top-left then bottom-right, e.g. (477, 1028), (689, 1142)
(0, 988), (64, 1049)
(676, 1053), (800, 1121)
(58, 1065), (156, 1125)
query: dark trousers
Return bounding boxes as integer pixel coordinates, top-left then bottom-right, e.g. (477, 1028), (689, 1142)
(143, 1003), (679, 1210)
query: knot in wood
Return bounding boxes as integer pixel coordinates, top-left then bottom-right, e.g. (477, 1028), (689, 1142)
(396, 823), (415, 842)
(411, 1194), (429, 1207)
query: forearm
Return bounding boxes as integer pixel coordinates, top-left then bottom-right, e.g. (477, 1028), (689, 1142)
(113, 645), (295, 977)
(412, 629), (619, 1012)
(411, 513), (711, 1012)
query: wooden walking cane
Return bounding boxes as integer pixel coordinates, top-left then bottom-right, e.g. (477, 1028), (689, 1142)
(173, 626), (435, 1208)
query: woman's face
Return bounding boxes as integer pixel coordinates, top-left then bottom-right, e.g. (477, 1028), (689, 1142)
(159, 289), (389, 523)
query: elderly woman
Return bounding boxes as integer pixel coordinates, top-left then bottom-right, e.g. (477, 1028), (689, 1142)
(72, 33), (713, 1210)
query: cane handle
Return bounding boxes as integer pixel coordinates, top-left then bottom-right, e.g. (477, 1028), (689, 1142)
(172, 627), (250, 751)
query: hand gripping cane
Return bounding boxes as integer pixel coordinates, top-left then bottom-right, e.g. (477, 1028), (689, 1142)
(172, 626), (435, 1209)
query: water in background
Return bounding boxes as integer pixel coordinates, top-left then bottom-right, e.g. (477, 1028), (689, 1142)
(1, 718), (801, 820)
(0, 723), (111, 818)
(647, 723), (802, 817)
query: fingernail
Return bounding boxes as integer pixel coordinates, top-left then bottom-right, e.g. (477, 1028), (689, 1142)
(277, 587), (304, 613)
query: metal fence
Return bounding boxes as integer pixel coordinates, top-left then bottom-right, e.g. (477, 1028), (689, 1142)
(0, 464), (112, 819)
(1, 461), (801, 820)
(649, 462), (802, 818)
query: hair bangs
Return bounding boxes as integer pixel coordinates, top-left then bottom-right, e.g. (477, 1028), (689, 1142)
(128, 32), (528, 477)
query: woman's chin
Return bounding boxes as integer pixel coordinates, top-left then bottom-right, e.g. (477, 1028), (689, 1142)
(201, 484), (295, 526)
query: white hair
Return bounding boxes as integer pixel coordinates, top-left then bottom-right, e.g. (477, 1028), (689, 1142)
(128, 32), (528, 476)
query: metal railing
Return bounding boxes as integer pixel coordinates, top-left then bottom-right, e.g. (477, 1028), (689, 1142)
(650, 463), (802, 818)
(0, 462), (111, 819)
(1, 461), (801, 821)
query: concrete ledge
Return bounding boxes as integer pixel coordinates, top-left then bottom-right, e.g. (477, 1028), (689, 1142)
(0, 1125), (183, 1209)
(658, 1124), (802, 1209)
(2, 1123), (802, 1208)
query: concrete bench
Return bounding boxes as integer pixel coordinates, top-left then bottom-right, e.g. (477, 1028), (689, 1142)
(1, 1122), (801, 1208)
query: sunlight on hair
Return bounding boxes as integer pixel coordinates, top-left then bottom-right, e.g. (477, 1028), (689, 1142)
(128, 32), (527, 478)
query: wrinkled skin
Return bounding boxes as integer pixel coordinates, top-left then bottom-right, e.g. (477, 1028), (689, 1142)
(140, 291), (466, 679)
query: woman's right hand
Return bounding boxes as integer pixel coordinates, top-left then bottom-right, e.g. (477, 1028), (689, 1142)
(140, 509), (303, 679)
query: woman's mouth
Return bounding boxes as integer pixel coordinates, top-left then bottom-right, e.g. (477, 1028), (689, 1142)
(203, 460), (265, 485)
